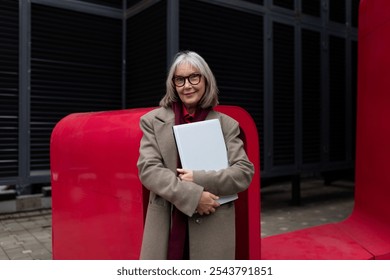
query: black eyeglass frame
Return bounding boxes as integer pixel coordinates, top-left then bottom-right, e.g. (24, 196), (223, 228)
(172, 73), (202, 87)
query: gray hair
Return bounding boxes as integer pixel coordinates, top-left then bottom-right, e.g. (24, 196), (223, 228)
(159, 51), (219, 108)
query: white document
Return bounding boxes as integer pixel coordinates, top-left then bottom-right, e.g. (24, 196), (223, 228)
(173, 119), (238, 204)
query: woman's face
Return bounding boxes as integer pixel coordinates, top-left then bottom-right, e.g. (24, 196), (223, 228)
(174, 63), (206, 114)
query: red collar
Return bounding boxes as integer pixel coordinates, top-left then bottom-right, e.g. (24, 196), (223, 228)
(182, 104), (195, 123)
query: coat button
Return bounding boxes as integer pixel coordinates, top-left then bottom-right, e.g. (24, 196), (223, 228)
(195, 218), (202, 224)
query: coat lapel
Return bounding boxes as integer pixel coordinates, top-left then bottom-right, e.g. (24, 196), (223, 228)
(154, 108), (178, 171)
(205, 110), (219, 121)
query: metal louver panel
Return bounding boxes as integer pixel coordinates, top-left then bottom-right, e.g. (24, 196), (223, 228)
(302, 0), (321, 17)
(329, 36), (346, 162)
(179, 0), (264, 170)
(126, 1), (166, 108)
(302, 29), (321, 164)
(31, 4), (122, 172)
(329, 0), (346, 24)
(273, 22), (295, 166)
(352, 0), (360, 28)
(351, 40), (358, 161)
(127, 0), (143, 8)
(273, 0), (294, 10)
(242, 0), (264, 5)
(77, 0), (123, 8)
(0, 0), (18, 178)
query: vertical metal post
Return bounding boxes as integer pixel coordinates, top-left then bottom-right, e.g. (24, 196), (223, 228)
(293, 0), (302, 204)
(18, 0), (31, 194)
(345, 0), (353, 163)
(295, 22), (302, 175)
(263, 0), (273, 177)
(321, 0), (330, 167)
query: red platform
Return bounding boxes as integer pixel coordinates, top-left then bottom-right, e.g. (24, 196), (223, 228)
(51, 105), (261, 260)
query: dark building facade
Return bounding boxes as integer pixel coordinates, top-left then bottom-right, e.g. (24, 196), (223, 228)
(0, 0), (359, 195)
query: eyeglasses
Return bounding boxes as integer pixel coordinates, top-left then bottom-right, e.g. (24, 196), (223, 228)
(172, 73), (202, 87)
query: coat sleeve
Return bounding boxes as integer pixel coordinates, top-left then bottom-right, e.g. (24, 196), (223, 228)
(192, 115), (254, 196)
(137, 113), (203, 217)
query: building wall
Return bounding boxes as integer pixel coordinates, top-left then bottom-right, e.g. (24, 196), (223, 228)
(1, 0), (123, 194)
(125, 0), (359, 180)
(0, 0), (359, 194)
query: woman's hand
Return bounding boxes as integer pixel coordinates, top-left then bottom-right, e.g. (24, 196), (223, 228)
(177, 168), (194, 182)
(196, 191), (220, 215)
(177, 169), (220, 215)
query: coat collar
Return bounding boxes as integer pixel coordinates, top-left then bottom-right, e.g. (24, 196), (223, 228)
(154, 106), (175, 124)
(153, 106), (219, 123)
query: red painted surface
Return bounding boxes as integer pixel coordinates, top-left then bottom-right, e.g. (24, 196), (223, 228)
(52, 0), (390, 260)
(262, 0), (390, 260)
(51, 105), (261, 260)
(337, 0), (390, 259)
(51, 108), (149, 260)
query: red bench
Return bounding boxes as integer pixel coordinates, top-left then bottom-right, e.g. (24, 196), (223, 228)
(261, 0), (390, 260)
(51, 105), (261, 260)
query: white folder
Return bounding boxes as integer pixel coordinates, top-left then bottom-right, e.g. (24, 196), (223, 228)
(173, 119), (238, 204)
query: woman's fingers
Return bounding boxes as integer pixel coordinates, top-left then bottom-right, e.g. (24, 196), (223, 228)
(196, 191), (221, 215)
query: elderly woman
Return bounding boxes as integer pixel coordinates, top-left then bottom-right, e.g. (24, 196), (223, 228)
(137, 50), (254, 260)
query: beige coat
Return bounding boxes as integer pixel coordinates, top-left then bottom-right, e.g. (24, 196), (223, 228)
(137, 107), (254, 259)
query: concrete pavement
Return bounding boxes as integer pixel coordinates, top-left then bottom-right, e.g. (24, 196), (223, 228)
(0, 209), (52, 260)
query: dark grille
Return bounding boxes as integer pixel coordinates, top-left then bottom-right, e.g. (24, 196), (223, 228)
(126, 1), (166, 108)
(180, 0), (264, 169)
(351, 40), (358, 161)
(0, 0), (358, 186)
(242, 0), (264, 5)
(0, 0), (19, 178)
(302, 0), (321, 17)
(329, 36), (346, 162)
(273, 0), (294, 10)
(78, 0), (123, 8)
(302, 29), (322, 164)
(273, 22), (295, 166)
(329, 0), (346, 24)
(31, 4), (122, 172)
(352, 0), (360, 28)
(127, 0), (143, 8)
